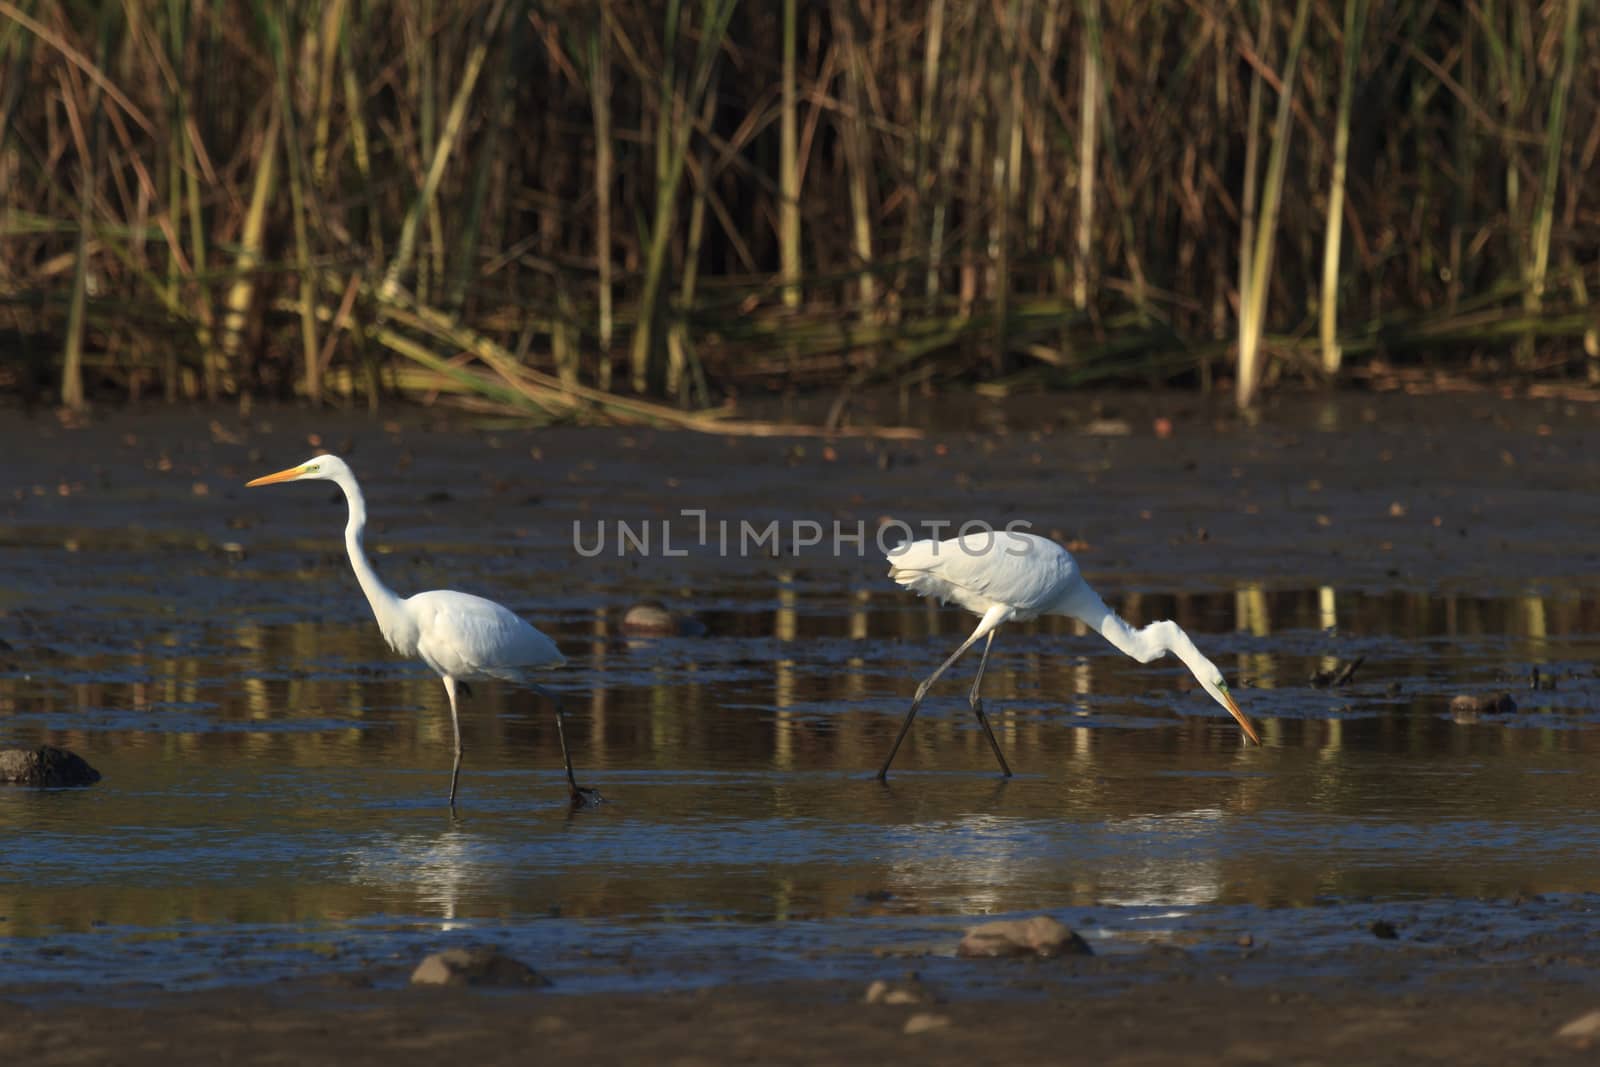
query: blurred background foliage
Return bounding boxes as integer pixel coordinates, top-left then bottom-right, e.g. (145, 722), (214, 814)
(0, 0), (1596, 421)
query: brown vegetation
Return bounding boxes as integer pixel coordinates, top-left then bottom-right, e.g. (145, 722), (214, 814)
(0, 0), (1596, 420)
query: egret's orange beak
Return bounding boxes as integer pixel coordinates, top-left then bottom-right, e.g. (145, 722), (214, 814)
(246, 465), (308, 487)
(1221, 688), (1262, 745)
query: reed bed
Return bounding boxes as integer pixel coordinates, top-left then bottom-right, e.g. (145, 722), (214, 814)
(0, 0), (1596, 422)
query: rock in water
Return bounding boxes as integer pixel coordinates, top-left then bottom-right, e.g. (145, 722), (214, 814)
(1449, 692), (1517, 715)
(956, 916), (1092, 959)
(621, 603), (678, 637)
(0, 746), (101, 787)
(620, 602), (707, 638)
(410, 947), (548, 988)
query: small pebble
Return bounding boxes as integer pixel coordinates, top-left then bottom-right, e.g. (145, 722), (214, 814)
(903, 1013), (950, 1035)
(957, 916), (1092, 959)
(864, 979), (922, 1005)
(1556, 1010), (1600, 1045)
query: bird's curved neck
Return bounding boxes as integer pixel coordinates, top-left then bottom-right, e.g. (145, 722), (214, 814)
(334, 472), (407, 633)
(1061, 585), (1207, 674)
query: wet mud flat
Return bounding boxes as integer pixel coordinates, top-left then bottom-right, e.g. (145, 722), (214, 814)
(6, 914), (1600, 1066)
(4, 391), (1600, 1061)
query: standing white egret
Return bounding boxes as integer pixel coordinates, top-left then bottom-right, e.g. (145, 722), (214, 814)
(246, 455), (598, 809)
(879, 530), (1261, 779)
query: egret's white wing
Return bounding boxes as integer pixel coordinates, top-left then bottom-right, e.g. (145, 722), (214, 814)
(409, 589), (565, 680)
(888, 531), (1077, 615)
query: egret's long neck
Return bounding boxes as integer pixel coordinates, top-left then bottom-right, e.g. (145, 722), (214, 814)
(334, 471), (406, 633)
(1058, 583), (1207, 674)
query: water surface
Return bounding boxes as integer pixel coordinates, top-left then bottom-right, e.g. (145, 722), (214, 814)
(3, 402), (1599, 992)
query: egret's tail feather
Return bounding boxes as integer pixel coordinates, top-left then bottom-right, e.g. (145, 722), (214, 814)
(887, 564), (954, 603)
(885, 538), (959, 602)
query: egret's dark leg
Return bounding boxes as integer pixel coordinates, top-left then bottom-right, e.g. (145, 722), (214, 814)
(967, 631), (1012, 777)
(878, 626), (991, 781)
(443, 676), (464, 809)
(533, 684), (601, 809)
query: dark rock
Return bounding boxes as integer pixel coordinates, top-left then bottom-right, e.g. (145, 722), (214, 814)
(409, 947), (548, 988)
(1370, 920), (1399, 940)
(0, 746), (101, 787)
(1450, 692), (1517, 715)
(956, 916), (1092, 959)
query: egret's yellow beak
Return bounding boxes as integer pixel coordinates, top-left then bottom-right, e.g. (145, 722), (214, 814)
(246, 465), (309, 487)
(1220, 687), (1262, 745)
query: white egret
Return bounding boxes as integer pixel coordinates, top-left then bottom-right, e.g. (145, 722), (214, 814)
(879, 530), (1260, 779)
(246, 455), (598, 809)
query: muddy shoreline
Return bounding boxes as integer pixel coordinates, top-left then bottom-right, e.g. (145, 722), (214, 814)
(6, 931), (1600, 1065)
(6, 389), (1599, 590)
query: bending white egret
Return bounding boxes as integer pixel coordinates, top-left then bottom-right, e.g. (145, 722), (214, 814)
(879, 530), (1261, 779)
(246, 454), (598, 809)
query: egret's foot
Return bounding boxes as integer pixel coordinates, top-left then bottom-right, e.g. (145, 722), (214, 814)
(568, 785), (604, 809)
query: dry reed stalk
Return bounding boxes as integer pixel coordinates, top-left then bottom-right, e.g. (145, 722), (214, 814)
(1237, 0), (1310, 409)
(1319, 0), (1367, 376)
(779, 0), (802, 308)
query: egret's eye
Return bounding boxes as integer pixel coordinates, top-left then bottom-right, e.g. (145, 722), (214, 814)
(307, 464), (320, 472)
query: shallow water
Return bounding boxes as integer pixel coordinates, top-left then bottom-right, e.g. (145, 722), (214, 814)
(3, 401), (1600, 993)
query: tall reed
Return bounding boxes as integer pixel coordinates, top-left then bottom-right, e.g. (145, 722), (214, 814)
(1237, 0), (1310, 410)
(0, 0), (1596, 419)
(1319, 0), (1367, 376)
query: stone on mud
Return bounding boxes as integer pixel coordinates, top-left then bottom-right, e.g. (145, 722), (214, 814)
(409, 947), (549, 988)
(0, 746), (101, 787)
(902, 1013), (950, 1035)
(956, 916), (1092, 959)
(863, 979), (923, 1006)
(1557, 1010), (1600, 1045)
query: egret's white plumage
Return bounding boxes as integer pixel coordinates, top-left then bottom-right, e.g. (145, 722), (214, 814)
(889, 531), (1083, 619)
(879, 530), (1259, 779)
(247, 454), (596, 808)
(407, 590), (565, 681)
